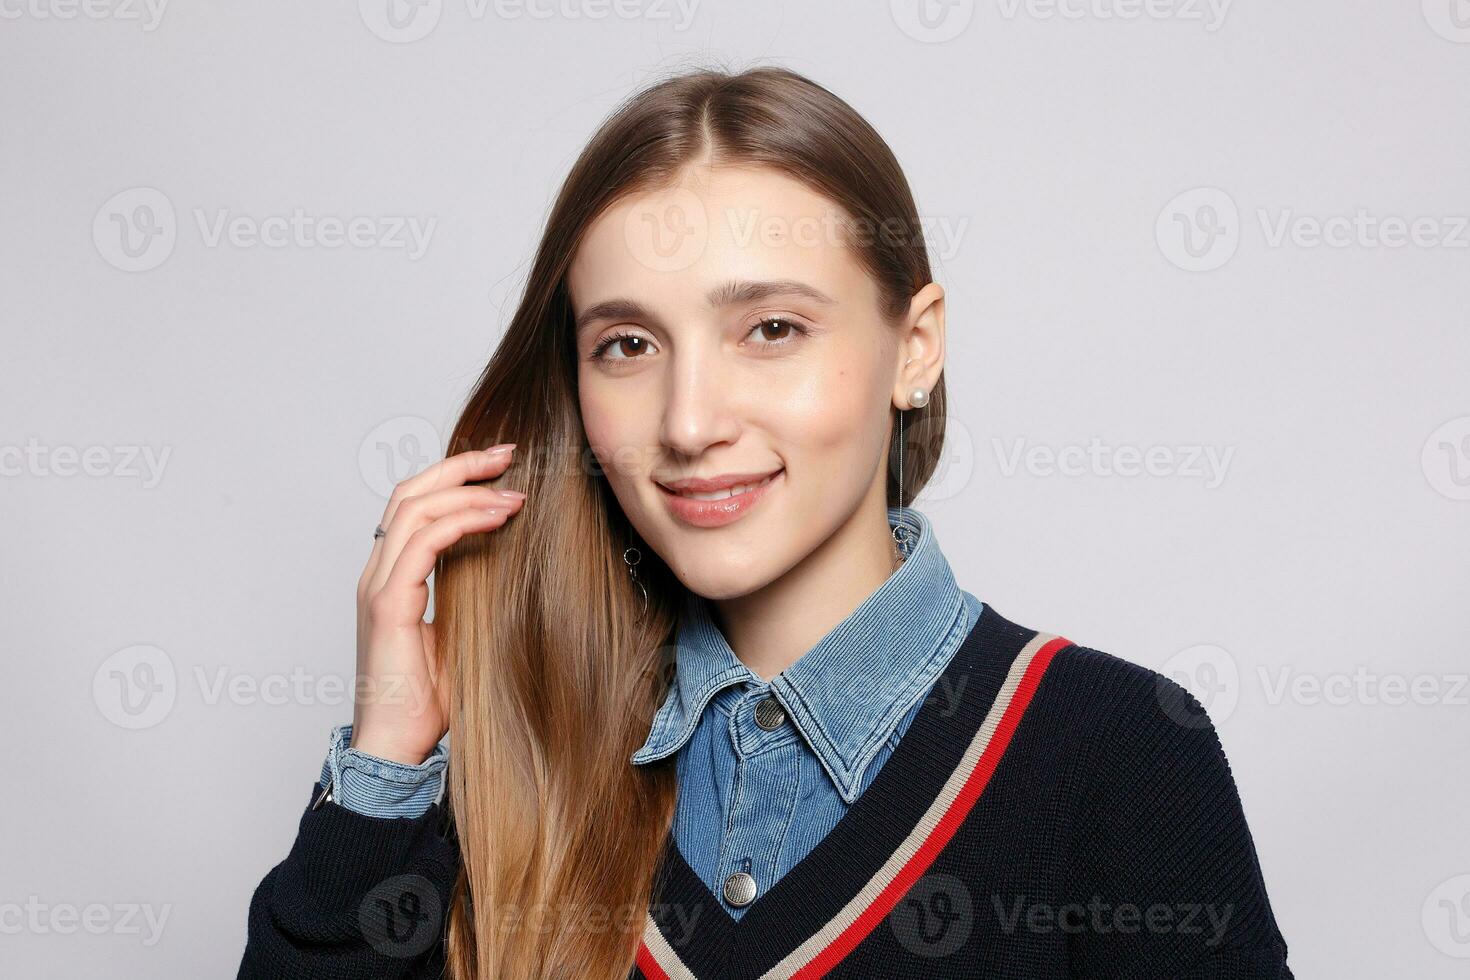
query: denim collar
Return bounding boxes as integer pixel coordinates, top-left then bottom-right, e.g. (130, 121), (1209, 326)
(629, 506), (968, 804)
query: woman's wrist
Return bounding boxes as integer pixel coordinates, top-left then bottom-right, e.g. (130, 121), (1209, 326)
(349, 729), (433, 767)
(321, 723), (449, 819)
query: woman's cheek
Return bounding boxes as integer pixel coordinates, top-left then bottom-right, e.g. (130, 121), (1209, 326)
(581, 406), (643, 487)
(781, 359), (885, 451)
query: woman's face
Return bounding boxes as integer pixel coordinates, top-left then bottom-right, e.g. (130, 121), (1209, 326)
(568, 164), (941, 600)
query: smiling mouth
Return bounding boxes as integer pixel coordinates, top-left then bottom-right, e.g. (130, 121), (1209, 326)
(655, 468), (785, 528)
(661, 471), (781, 500)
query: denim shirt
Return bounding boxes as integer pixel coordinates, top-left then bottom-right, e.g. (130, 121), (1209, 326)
(317, 506), (980, 919)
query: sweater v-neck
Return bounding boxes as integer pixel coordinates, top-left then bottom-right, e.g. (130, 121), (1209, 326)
(631, 506), (972, 807)
(636, 601), (1073, 980)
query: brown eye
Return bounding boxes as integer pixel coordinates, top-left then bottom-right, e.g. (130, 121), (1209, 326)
(758, 318), (793, 341)
(591, 331), (653, 361)
(746, 316), (809, 350)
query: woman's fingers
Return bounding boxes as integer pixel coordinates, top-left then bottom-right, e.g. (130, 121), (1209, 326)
(373, 503), (525, 627)
(383, 445), (516, 529)
(351, 445), (522, 764)
(361, 446), (518, 598)
(366, 482), (526, 598)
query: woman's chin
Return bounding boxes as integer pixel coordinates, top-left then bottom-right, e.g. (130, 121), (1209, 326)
(669, 554), (781, 603)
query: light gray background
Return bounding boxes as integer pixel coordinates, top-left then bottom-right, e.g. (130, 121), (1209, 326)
(3, 1), (1467, 976)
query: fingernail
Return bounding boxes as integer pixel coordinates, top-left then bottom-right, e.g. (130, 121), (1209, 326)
(486, 443), (516, 455)
(498, 489), (527, 499)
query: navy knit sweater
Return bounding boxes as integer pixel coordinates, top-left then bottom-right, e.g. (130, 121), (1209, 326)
(238, 603), (1293, 978)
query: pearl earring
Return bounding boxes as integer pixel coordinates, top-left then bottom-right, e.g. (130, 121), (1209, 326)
(908, 388), (929, 409)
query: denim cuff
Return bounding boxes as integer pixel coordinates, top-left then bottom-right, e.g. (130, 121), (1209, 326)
(318, 723), (449, 819)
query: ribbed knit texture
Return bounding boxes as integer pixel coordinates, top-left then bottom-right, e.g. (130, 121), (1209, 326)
(238, 782), (457, 979)
(237, 604), (1292, 979)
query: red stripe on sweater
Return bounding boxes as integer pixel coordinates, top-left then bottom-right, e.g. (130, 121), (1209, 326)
(634, 939), (667, 980)
(790, 635), (1070, 979)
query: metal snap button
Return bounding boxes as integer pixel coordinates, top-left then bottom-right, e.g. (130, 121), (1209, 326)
(723, 871), (758, 907)
(753, 695), (785, 731)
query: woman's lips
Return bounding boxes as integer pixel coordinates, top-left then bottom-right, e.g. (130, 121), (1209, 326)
(658, 469), (784, 528)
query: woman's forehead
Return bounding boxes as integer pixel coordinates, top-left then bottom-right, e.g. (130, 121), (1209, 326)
(567, 167), (869, 319)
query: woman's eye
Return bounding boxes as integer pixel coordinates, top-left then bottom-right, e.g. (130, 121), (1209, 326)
(590, 332), (653, 361)
(748, 316), (807, 347)
(589, 317), (809, 362)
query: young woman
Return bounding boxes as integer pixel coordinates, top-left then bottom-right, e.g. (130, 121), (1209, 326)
(238, 66), (1293, 979)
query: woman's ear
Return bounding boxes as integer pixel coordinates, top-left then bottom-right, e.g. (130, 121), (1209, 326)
(892, 282), (946, 409)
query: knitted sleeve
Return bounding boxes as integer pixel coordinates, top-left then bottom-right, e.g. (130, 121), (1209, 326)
(236, 781), (459, 979)
(1065, 650), (1293, 980)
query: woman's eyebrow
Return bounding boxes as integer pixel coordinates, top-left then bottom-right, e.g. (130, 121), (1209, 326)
(574, 298), (648, 337)
(705, 278), (837, 308)
(574, 279), (836, 337)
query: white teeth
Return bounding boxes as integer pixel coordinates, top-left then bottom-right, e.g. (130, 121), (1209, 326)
(675, 472), (777, 501)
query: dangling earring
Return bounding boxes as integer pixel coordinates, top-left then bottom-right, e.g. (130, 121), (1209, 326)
(893, 387), (929, 565)
(624, 545), (649, 616)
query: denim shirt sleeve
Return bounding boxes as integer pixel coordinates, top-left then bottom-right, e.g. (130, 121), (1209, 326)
(317, 723), (449, 819)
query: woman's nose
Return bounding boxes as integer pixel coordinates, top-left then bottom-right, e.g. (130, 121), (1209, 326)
(658, 352), (741, 458)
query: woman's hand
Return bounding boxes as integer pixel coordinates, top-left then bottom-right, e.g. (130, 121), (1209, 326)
(351, 445), (525, 765)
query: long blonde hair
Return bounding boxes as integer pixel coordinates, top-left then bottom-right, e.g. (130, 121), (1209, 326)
(436, 63), (948, 979)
